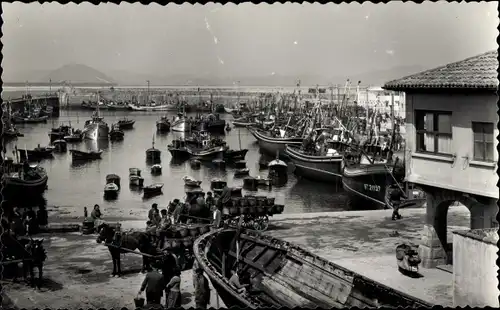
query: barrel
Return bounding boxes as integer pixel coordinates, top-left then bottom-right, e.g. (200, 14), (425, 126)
(240, 206), (249, 215)
(240, 197), (248, 207)
(256, 196), (266, 206)
(246, 195), (257, 207)
(266, 197), (275, 206)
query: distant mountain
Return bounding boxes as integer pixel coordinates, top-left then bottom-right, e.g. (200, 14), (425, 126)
(42, 64), (116, 85)
(109, 65), (428, 87)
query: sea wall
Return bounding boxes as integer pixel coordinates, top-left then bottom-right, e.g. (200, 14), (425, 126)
(452, 228), (499, 307)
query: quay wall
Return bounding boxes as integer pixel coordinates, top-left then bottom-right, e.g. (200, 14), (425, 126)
(452, 228), (499, 307)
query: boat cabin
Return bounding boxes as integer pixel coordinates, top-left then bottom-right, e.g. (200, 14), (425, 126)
(383, 50), (499, 268)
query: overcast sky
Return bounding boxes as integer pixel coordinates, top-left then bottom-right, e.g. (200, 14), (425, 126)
(2, 2), (498, 78)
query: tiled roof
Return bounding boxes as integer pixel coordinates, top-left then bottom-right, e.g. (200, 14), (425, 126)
(383, 50), (499, 91)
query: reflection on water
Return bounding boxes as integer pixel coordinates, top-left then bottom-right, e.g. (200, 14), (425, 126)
(4, 110), (352, 216)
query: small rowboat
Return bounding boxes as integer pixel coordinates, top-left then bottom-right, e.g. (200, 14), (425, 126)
(129, 168), (141, 176)
(151, 164), (162, 175)
(183, 176), (202, 187)
(70, 149), (103, 161)
(143, 183), (163, 197)
(117, 118), (135, 130)
(104, 183), (119, 199)
(106, 174), (121, 189)
(129, 175), (144, 187)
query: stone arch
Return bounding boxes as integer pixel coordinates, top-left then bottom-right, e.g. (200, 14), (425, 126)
(418, 186), (498, 268)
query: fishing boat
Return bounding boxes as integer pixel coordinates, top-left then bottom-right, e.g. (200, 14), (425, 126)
(193, 228), (433, 309)
(232, 117), (254, 128)
(171, 113), (189, 132)
(143, 183), (163, 197)
(106, 174), (121, 189)
(248, 127), (303, 156)
(82, 110), (110, 140)
(146, 137), (161, 163)
(70, 149), (103, 161)
(17, 146), (54, 161)
(103, 183), (119, 199)
(11, 113), (48, 124)
(64, 129), (84, 143)
(168, 139), (190, 159)
(52, 140), (67, 152)
(187, 144), (225, 161)
(129, 168), (142, 176)
(194, 114), (226, 133)
(183, 176), (202, 187)
(224, 129), (248, 162)
(105, 102), (130, 111)
(151, 164), (162, 175)
(109, 124), (125, 141)
(117, 118), (135, 130)
(285, 144), (345, 183)
(129, 168), (144, 187)
(48, 125), (72, 141)
(2, 160), (49, 200)
(127, 102), (172, 111)
(156, 116), (171, 132)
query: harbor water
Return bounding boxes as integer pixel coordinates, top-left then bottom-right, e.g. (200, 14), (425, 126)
(4, 110), (352, 219)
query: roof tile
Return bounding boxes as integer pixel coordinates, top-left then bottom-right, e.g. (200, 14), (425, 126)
(383, 50), (499, 91)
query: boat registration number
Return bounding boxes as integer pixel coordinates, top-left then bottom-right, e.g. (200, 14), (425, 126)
(364, 184), (381, 192)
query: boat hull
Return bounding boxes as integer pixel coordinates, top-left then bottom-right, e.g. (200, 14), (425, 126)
(70, 150), (103, 160)
(127, 103), (174, 111)
(156, 122), (171, 132)
(146, 149), (161, 162)
(171, 119), (188, 132)
(248, 127), (303, 157)
(2, 175), (48, 200)
(285, 145), (343, 183)
(12, 115), (48, 124)
(187, 146), (225, 161)
(117, 121), (135, 130)
(82, 123), (109, 140)
(223, 149), (248, 161)
(168, 147), (190, 159)
(342, 163), (403, 209)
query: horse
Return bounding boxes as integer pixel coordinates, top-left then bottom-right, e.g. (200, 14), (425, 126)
(96, 223), (156, 276)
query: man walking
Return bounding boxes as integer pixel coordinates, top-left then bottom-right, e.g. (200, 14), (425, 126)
(138, 263), (165, 306)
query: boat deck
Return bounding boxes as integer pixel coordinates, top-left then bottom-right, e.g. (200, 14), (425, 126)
(265, 207), (470, 307)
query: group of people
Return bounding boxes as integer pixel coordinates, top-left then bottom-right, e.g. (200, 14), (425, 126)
(1, 205), (48, 237)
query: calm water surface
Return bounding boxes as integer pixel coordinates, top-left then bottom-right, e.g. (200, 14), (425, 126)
(5, 110), (350, 217)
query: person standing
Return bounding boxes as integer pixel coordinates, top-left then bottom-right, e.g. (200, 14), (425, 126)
(137, 265), (165, 306)
(91, 204), (103, 228)
(194, 268), (211, 309)
(165, 269), (182, 308)
(212, 206), (222, 230)
(148, 203), (159, 222)
(385, 184), (407, 220)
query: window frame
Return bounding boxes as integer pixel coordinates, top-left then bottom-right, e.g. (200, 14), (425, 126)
(472, 121), (495, 162)
(415, 110), (453, 156)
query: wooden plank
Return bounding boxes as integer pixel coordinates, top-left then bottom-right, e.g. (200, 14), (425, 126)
(104, 243), (161, 258)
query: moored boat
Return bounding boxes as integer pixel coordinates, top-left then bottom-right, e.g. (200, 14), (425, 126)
(193, 114), (226, 133)
(168, 139), (190, 159)
(151, 164), (162, 175)
(1, 161), (49, 200)
(117, 118), (135, 130)
(11, 114), (48, 124)
(103, 183), (119, 199)
(127, 102), (173, 111)
(193, 228), (433, 309)
(70, 149), (103, 161)
(109, 124), (125, 141)
(129, 175), (145, 187)
(285, 143), (345, 183)
(82, 114), (109, 140)
(171, 113), (189, 132)
(52, 139), (68, 152)
(248, 127), (303, 157)
(187, 145), (225, 161)
(143, 183), (163, 197)
(183, 175), (202, 187)
(64, 129), (84, 143)
(156, 116), (171, 132)
(223, 148), (248, 162)
(105, 174), (121, 189)
(48, 125), (72, 141)
(17, 146), (54, 161)
(146, 137), (161, 163)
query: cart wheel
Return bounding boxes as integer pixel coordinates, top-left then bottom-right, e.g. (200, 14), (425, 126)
(253, 215), (269, 231)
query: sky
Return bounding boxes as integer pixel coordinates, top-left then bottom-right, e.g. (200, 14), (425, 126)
(1, 2), (498, 79)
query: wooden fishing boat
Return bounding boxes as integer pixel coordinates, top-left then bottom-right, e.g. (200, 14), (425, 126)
(129, 175), (145, 187)
(224, 149), (248, 162)
(193, 228), (433, 309)
(151, 164), (162, 175)
(52, 139), (67, 152)
(248, 127), (303, 157)
(168, 139), (190, 159)
(143, 183), (163, 197)
(117, 118), (135, 130)
(171, 113), (189, 132)
(2, 163), (48, 200)
(187, 145), (225, 161)
(64, 129), (83, 143)
(103, 183), (119, 199)
(48, 125), (72, 141)
(18, 146), (54, 161)
(11, 114), (48, 124)
(194, 114), (226, 133)
(183, 176), (202, 187)
(105, 174), (121, 189)
(127, 102), (172, 111)
(70, 149), (103, 161)
(285, 144), (345, 183)
(146, 137), (161, 163)
(156, 116), (171, 132)
(109, 124), (125, 141)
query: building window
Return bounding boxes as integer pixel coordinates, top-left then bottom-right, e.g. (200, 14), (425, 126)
(415, 110), (452, 155)
(472, 122), (494, 162)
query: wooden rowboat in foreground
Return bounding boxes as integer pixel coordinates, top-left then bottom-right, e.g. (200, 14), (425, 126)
(193, 228), (433, 309)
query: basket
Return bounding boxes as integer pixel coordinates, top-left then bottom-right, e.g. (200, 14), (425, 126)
(134, 297), (145, 308)
(240, 207), (249, 215)
(240, 198), (248, 207)
(266, 197), (275, 206)
(232, 197), (242, 207)
(265, 205), (274, 215)
(179, 227), (189, 237)
(183, 237), (193, 247)
(256, 196), (266, 206)
(246, 196), (257, 207)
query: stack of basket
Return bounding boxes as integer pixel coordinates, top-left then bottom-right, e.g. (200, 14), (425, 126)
(221, 194), (284, 217)
(162, 223), (211, 250)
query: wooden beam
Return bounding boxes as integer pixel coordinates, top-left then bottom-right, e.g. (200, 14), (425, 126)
(104, 243), (162, 259)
